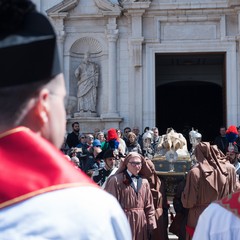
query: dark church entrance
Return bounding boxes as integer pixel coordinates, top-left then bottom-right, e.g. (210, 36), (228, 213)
(155, 53), (226, 142)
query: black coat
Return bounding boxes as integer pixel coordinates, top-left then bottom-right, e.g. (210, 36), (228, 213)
(66, 132), (79, 148)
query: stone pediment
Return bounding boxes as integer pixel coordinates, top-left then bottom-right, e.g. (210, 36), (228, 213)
(95, 0), (122, 12)
(46, 0), (79, 17)
(47, 0), (122, 18)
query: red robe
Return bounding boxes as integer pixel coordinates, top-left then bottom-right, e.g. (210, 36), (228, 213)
(218, 191), (240, 218)
(0, 127), (96, 209)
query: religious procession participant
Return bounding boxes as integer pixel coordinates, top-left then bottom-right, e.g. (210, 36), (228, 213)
(140, 158), (169, 240)
(0, 1), (131, 239)
(226, 143), (240, 178)
(181, 142), (238, 240)
(105, 152), (157, 240)
(193, 190), (240, 240)
(93, 149), (118, 188)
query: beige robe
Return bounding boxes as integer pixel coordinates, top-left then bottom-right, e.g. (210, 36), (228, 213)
(105, 171), (156, 240)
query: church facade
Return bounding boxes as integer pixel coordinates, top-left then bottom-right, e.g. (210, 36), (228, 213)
(35, 0), (240, 140)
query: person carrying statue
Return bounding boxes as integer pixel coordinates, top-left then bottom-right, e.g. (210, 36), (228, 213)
(181, 142), (238, 240)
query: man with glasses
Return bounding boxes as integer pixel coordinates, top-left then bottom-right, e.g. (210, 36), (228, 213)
(105, 152), (156, 240)
(82, 134), (94, 154)
(123, 127), (131, 143)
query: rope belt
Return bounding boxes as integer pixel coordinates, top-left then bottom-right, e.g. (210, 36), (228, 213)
(124, 207), (144, 212)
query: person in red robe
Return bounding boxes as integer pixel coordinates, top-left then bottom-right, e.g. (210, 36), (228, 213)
(0, 1), (131, 239)
(193, 191), (240, 240)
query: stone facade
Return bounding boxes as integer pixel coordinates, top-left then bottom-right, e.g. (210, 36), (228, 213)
(34, 0), (240, 135)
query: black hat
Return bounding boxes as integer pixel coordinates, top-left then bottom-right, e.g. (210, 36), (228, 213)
(103, 149), (115, 159)
(0, 0), (61, 87)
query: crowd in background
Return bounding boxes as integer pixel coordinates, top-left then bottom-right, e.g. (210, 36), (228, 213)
(61, 123), (163, 174)
(62, 122), (240, 240)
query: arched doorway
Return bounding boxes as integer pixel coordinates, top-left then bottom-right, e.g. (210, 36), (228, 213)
(155, 53), (226, 142)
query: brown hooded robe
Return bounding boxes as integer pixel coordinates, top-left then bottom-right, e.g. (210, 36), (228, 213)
(181, 142), (237, 240)
(105, 152), (156, 240)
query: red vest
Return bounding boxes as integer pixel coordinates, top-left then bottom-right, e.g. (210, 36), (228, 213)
(0, 127), (96, 209)
(217, 191), (240, 218)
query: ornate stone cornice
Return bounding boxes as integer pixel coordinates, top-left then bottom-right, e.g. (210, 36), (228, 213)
(46, 0), (79, 18)
(122, 0), (151, 11)
(228, 0), (240, 7)
(95, 0), (122, 13)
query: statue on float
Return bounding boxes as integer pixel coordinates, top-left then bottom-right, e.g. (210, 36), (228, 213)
(189, 128), (202, 165)
(155, 128), (190, 172)
(156, 128), (189, 157)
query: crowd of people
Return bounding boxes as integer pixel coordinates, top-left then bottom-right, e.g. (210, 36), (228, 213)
(63, 123), (170, 240)
(1, 1), (240, 239)
(62, 122), (240, 240)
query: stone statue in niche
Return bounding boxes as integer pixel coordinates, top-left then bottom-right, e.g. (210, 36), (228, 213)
(75, 52), (99, 114)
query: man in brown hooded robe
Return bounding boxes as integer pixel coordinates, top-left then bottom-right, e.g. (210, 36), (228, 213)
(105, 152), (156, 240)
(181, 142), (238, 240)
(141, 158), (169, 240)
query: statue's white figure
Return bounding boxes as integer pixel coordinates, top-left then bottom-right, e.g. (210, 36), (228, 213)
(142, 130), (154, 159)
(157, 128), (189, 157)
(75, 52), (99, 113)
(189, 128), (202, 164)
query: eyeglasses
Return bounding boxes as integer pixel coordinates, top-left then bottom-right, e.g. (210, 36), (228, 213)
(128, 162), (142, 166)
(125, 130), (130, 133)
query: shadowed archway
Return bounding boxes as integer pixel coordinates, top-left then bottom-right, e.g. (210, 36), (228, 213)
(155, 53), (226, 143)
(156, 81), (223, 142)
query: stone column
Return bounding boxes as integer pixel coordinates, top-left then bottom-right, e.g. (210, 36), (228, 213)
(49, 14), (67, 69)
(237, 9), (240, 123)
(238, 9), (240, 34)
(53, 17), (70, 102)
(102, 18), (119, 118)
(56, 30), (66, 70)
(123, 1), (151, 128)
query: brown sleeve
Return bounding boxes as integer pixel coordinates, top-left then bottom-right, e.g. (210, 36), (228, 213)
(144, 181), (157, 230)
(181, 168), (200, 209)
(104, 175), (120, 201)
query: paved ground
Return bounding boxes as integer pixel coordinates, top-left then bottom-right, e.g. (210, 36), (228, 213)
(168, 202), (178, 240)
(168, 232), (178, 240)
